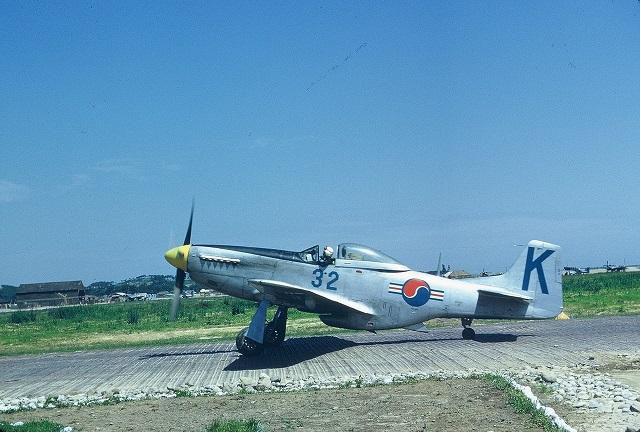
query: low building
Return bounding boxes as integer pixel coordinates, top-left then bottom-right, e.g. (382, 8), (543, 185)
(16, 281), (85, 308)
(109, 292), (128, 303)
(447, 270), (472, 279)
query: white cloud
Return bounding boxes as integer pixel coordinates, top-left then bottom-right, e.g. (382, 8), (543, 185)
(0, 180), (29, 203)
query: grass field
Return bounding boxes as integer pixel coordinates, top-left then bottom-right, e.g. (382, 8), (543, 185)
(1, 272), (638, 356)
(0, 420), (64, 432)
(563, 271), (640, 317)
(0, 297), (345, 356)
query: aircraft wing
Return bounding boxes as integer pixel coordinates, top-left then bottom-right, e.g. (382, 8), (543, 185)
(476, 286), (533, 302)
(247, 279), (375, 315)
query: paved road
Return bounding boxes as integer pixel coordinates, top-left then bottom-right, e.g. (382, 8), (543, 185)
(1, 316), (639, 399)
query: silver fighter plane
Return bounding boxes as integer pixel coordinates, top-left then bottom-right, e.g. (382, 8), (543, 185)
(165, 207), (563, 356)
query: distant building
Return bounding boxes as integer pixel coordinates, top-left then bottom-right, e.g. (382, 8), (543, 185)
(84, 295), (100, 304)
(127, 293), (148, 301)
(109, 292), (128, 303)
(16, 281), (85, 308)
(447, 270), (472, 279)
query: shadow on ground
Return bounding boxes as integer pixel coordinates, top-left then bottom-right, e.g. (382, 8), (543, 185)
(136, 330), (532, 368)
(223, 332), (532, 370)
(139, 347), (236, 360)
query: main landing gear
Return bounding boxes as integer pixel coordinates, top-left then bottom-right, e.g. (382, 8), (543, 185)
(264, 306), (288, 346)
(461, 317), (475, 340)
(235, 328), (263, 356)
(236, 304), (289, 356)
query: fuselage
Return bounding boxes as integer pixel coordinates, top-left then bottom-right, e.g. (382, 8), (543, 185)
(184, 243), (545, 331)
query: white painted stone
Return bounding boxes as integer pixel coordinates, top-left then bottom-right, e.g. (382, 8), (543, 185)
(239, 376), (256, 387)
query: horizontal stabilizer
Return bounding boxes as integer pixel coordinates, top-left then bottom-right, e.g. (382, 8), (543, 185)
(248, 279), (375, 316)
(476, 286), (533, 302)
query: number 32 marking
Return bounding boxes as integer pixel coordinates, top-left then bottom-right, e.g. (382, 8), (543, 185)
(311, 269), (339, 290)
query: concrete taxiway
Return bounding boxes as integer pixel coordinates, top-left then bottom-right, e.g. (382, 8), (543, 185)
(1, 315), (639, 399)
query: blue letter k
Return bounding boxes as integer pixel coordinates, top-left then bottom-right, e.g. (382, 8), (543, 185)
(522, 247), (554, 294)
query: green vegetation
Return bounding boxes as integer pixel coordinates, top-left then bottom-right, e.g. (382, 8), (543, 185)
(0, 420), (65, 432)
(0, 297), (343, 356)
(8, 310), (36, 324)
(532, 382), (554, 396)
(174, 389), (193, 398)
(563, 272), (640, 317)
(205, 419), (263, 432)
(484, 374), (560, 432)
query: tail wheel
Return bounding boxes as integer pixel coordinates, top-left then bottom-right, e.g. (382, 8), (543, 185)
(462, 327), (476, 340)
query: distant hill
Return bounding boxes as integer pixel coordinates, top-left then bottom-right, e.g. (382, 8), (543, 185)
(86, 275), (198, 296)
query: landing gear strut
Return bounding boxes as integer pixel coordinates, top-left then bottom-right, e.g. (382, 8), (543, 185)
(236, 303), (289, 356)
(461, 317), (475, 340)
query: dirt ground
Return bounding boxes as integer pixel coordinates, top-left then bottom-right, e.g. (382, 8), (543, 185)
(1, 379), (546, 432)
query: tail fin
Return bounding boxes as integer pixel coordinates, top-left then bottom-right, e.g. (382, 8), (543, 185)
(470, 240), (563, 318)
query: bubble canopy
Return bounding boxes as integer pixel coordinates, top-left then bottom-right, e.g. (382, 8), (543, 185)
(337, 243), (404, 265)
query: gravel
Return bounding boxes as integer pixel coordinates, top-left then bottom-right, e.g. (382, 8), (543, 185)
(511, 365), (640, 432)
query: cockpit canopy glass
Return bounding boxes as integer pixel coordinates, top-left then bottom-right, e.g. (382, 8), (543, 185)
(299, 245), (319, 263)
(337, 243), (403, 265)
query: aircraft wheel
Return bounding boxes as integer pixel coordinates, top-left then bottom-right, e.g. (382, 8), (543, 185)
(462, 327), (476, 340)
(264, 321), (286, 347)
(235, 327), (264, 356)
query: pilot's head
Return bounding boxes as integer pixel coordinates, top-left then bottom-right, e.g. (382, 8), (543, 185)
(323, 246), (334, 259)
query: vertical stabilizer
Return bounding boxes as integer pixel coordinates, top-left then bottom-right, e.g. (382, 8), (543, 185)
(468, 240), (563, 318)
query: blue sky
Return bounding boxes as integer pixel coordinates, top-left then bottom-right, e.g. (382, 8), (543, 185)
(1, 1), (639, 285)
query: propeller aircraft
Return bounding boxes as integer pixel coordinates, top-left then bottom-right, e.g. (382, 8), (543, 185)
(165, 206), (564, 356)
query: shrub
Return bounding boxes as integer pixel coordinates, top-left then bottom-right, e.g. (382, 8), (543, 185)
(231, 302), (246, 315)
(206, 419), (263, 432)
(127, 308), (140, 325)
(10, 310), (37, 324)
(47, 306), (80, 320)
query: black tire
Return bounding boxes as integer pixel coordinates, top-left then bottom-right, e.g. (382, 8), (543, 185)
(235, 327), (264, 356)
(462, 327), (476, 340)
(264, 321), (286, 347)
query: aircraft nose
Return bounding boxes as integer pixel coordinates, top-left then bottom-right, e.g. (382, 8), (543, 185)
(164, 245), (191, 271)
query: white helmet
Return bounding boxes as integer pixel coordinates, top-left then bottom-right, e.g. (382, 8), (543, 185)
(323, 246), (334, 258)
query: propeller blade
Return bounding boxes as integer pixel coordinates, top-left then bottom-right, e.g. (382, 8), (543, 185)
(170, 268), (186, 321)
(170, 199), (194, 321)
(183, 199), (194, 245)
